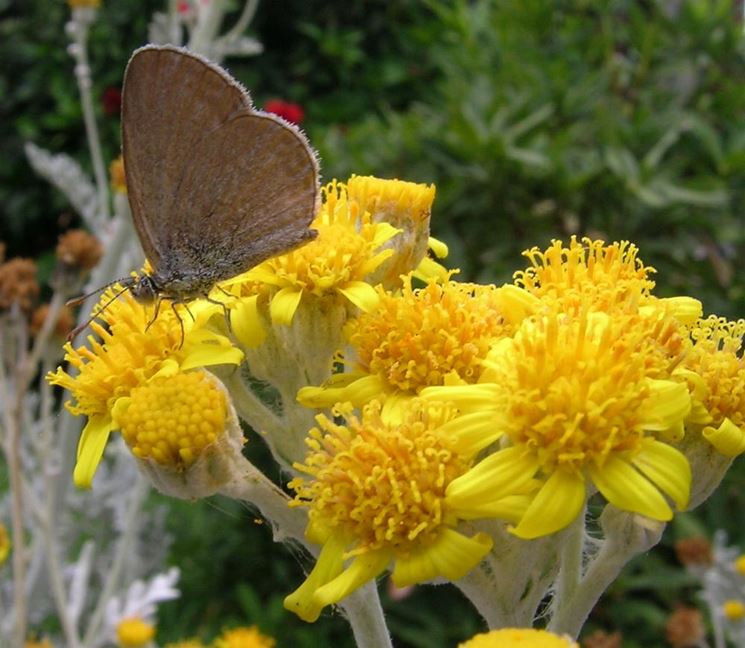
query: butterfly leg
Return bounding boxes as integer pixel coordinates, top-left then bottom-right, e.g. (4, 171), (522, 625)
(145, 297), (163, 332)
(204, 294), (233, 333)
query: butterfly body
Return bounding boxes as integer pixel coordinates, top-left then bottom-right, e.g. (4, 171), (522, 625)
(121, 44), (319, 305)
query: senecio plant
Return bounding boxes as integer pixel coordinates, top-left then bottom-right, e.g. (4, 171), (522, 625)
(6, 2), (745, 648)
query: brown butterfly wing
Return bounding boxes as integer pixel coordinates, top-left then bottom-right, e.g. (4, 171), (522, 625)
(121, 45), (252, 272)
(156, 110), (319, 281)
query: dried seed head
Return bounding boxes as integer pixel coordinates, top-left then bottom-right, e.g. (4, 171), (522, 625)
(0, 258), (39, 313)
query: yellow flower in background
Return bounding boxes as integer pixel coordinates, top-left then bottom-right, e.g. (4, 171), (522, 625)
(459, 628), (578, 647)
(230, 180), (398, 328)
(116, 617), (155, 647)
(422, 310), (692, 539)
(298, 275), (511, 415)
(284, 399), (531, 622)
(0, 523), (10, 566)
(723, 600), (745, 621)
(213, 626), (275, 648)
(678, 316), (745, 456)
(110, 156), (127, 194)
(46, 285), (242, 488)
(24, 639), (53, 648)
(68, 0), (100, 8)
(163, 641), (206, 648)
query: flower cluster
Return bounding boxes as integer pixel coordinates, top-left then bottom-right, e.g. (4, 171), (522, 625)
(48, 175), (744, 632)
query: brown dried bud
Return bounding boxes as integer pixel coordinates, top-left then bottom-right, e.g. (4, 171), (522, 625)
(674, 537), (713, 567)
(56, 230), (103, 272)
(665, 606), (705, 648)
(30, 304), (74, 338)
(582, 630), (622, 648)
(0, 258), (39, 313)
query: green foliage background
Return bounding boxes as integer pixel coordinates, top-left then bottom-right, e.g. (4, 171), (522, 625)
(2, 0), (745, 646)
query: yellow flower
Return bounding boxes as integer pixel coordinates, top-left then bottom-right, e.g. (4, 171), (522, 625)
(298, 276), (510, 414)
(346, 175), (437, 287)
(116, 617), (155, 647)
(68, 0), (100, 7)
(230, 180), (398, 328)
(0, 523), (10, 565)
(459, 628), (578, 647)
(514, 236), (656, 313)
(213, 626), (275, 648)
(422, 310), (692, 539)
(678, 316), (745, 456)
(735, 554), (745, 576)
(723, 600), (745, 621)
(284, 399), (530, 622)
(46, 285), (242, 488)
(114, 370), (227, 468)
(24, 640), (53, 648)
(110, 157), (127, 194)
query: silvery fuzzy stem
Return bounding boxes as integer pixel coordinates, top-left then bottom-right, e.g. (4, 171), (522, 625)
(187, 0), (227, 59)
(552, 510), (585, 623)
(454, 520), (559, 628)
(548, 507), (665, 638)
(37, 354), (82, 648)
(219, 0), (259, 46)
(81, 477), (149, 647)
(0, 305), (30, 646)
(339, 583), (393, 648)
(217, 454), (308, 545)
(67, 9), (110, 227)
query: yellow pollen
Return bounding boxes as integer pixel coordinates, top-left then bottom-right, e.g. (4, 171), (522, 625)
(514, 237), (656, 314)
(117, 372), (226, 468)
(347, 175), (436, 225)
(485, 313), (653, 472)
(290, 402), (467, 556)
(347, 277), (508, 392)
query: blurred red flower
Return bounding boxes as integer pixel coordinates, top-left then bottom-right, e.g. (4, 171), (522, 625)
(101, 87), (122, 117)
(264, 99), (304, 125)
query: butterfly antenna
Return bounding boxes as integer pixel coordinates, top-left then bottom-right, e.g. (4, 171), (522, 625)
(66, 276), (131, 308)
(66, 282), (133, 342)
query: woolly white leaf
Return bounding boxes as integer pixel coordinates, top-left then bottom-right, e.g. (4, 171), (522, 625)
(148, 11), (183, 46)
(24, 142), (100, 228)
(103, 568), (180, 641)
(214, 35), (263, 58)
(68, 540), (96, 628)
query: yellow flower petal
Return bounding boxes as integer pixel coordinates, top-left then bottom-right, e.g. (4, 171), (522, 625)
(446, 447), (538, 513)
(284, 533), (347, 623)
(703, 418), (745, 457)
(73, 416), (115, 488)
(337, 281), (381, 313)
(588, 455), (673, 521)
(511, 469), (586, 539)
(437, 410), (506, 456)
(428, 236), (449, 259)
(231, 295), (267, 348)
(641, 379), (691, 436)
(312, 549), (391, 610)
(495, 284), (542, 326)
(392, 529), (492, 587)
(631, 439), (690, 510)
(269, 287), (304, 325)
(297, 374), (388, 408)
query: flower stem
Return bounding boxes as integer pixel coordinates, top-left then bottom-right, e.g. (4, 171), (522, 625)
(339, 583), (393, 648)
(548, 509), (665, 637)
(69, 8), (110, 226)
